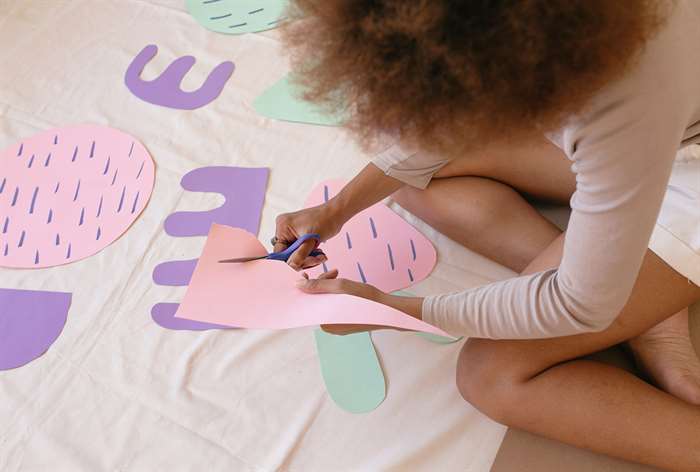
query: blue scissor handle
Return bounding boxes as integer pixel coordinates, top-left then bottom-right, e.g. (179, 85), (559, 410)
(267, 233), (325, 262)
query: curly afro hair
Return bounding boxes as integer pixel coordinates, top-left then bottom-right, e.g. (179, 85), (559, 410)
(281, 0), (666, 155)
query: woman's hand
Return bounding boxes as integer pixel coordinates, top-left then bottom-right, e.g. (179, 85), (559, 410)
(296, 269), (424, 335)
(274, 203), (344, 270)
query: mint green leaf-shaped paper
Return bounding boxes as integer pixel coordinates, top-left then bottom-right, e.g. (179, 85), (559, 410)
(186, 0), (288, 34)
(315, 329), (386, 414)
(254, 75), (345, 126)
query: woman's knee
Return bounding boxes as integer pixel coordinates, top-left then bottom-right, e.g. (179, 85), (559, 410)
(456, 339), (533, 425)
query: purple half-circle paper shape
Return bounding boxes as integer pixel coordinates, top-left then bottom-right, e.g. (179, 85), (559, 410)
(0, 288), (71, 370)
(125, 44), (235, 110)
(164, 166), (269, 237)
(151, 302), (231, 331)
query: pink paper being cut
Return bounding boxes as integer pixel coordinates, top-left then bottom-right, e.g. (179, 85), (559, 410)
(175, 224), (447, 336)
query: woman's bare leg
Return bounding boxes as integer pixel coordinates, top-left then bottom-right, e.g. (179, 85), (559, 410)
(458, 236), (700, 471)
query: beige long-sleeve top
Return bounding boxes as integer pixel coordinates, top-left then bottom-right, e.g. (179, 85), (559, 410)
(373, 0), (700, 339)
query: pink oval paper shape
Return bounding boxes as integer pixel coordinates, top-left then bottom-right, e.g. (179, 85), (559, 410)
(304, 180), (436, 292)
(0, 125), (155, 268)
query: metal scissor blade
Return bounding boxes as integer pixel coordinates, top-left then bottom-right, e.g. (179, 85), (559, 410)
(218, 255), (268, 263)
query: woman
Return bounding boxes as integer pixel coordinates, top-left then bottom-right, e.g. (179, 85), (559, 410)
(274, 1), (700, 469)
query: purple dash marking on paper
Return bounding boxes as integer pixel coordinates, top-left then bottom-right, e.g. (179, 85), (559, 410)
(47, 209), (53, 224)
(410, 239), (416, 261)
(66, 243), (71, 259)
(124, 44), (235, 111)
(27, 154), (35, 168)
(345, 232), (352, 249)
(131, 191), (140, 214)
(3, 243), (7, 256)
(356, 262), (367, 283)
(103, 156), (111, 175)
(11, 187), (19, 206)
(387, 243), (395, 270)
(117, 186), (126, 212)
(111, 169), (118, 186)
(322, 262), (329, 273)
(18, 230), (25, 248)
(369, 217), (377, 238)
(73, 180), (81, 201)
(96, 227), (101, 240)
(54, 182), (60, 194)
(136, 161), (145, 179)
(323, 185), (329, 202)
(71, 146), (78, 162)
(89, 141), (95, 158)
(0, 177), (5, 193)
(34, 251), (39, 265)
(78, 208), (85, 226)
(96, 196), (103, 217)
(28, 187), (38, 214)
(44, 153), (51, 167)
(2, 217), (8, 234)
(53, 135), (58, 145)
(128, 142), (134, 157)
(55, 233), (60, 245)
(17, 143), (23, 156)
(408, 268), (414, 282)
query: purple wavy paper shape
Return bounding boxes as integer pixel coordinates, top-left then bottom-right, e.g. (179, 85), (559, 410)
(125, 44), (235, 110)
(152, 166), (269, 330)
(0, 288), (71, 370)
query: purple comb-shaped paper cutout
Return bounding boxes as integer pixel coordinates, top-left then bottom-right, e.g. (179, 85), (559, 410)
(152, 259), (197, 286)
(125, 44), (235, 110)
(151, 303), (231, 331)
(152, 166), (269, 331)
(164, 166), (268, 237)
(0, 288), (71, 370)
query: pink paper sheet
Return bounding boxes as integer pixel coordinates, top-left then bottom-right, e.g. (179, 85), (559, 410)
(175, 224), (447, 336)
(304, 180), (436, 292)
(0, 124), (155, 268)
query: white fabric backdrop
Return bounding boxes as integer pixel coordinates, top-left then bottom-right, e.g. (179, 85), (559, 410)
(0, 1), (508, 470)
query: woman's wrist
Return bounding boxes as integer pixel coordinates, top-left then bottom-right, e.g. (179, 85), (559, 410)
(377, 293), (424, 320)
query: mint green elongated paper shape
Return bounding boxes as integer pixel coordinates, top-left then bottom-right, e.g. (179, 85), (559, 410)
(392, 291), (462, 344)
(314, 329), (386, 414)
(254, 76), (345, 126)
(186, 0), (288, 35)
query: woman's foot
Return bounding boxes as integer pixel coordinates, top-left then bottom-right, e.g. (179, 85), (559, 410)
(628, 308), (700, 405)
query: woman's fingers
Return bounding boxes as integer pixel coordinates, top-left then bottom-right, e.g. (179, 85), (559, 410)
(317, 269), (339, 279)
(288, 238), (319, 270)
(296, 276), (349, 294)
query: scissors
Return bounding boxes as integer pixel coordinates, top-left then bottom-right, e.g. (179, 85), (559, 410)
(218, 233), (325, 263)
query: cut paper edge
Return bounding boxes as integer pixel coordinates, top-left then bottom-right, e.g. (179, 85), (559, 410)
(314, 329), (386, 413)
(174, 225), (448, 336)
(151, 303), (233, 331)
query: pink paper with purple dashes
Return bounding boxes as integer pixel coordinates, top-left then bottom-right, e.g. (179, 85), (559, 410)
(0, 124), (155, 268)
